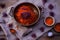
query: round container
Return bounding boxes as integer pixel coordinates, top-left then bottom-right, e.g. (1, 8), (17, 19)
(54, 23), (60, 33)
(44, 16), (55, 26)
(13, 2), (40, 26)
(10, 29), (16, 34)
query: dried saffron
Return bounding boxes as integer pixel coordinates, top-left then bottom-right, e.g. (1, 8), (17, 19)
(54, 23), (60, 32)
(45, 17), (53, 26)
(10, 29), (16, 34)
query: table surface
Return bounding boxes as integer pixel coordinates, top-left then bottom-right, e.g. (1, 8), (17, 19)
(0, 0), (60, 40)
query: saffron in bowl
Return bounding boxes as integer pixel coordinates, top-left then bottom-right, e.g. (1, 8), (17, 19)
(44, 16), (55, 26)
(10, 29), (16, 34)
(54, 23), (60, 33)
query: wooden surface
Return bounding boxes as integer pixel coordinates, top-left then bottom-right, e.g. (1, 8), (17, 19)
(38, 32), (60, 40)
(0, 0), (60, 40)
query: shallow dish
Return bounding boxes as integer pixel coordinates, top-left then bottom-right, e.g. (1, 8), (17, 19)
(44, 16), (55, 26)
(13, 2), (40, 26)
